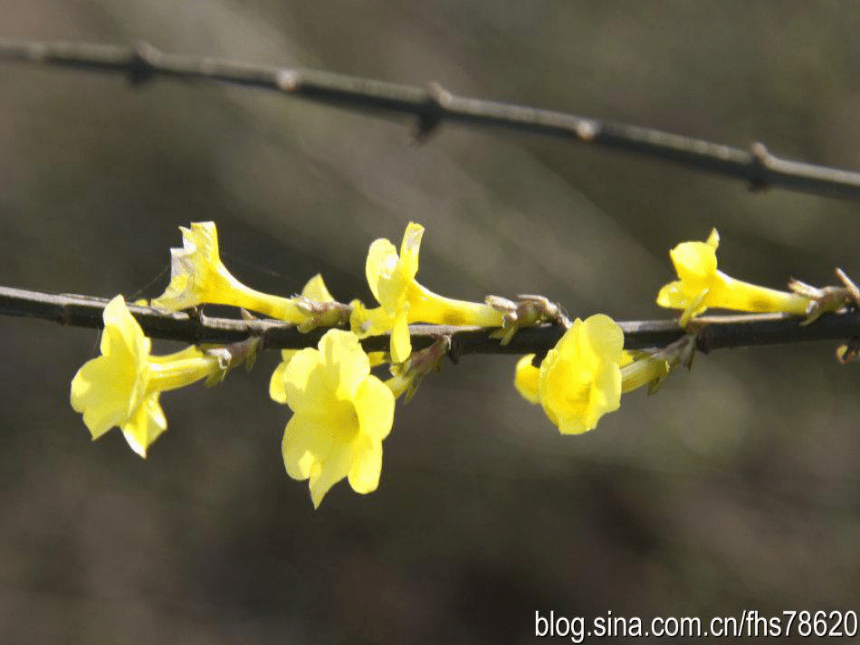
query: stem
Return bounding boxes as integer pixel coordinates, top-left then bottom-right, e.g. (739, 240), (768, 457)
(3, 286), (860, 354)
(2, 39), (860, 200)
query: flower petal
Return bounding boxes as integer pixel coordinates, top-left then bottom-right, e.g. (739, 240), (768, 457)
(269, 350), (299, 404)
(301, 274), (335, 302)
(398, 222), (424, 282)
(389, 308), (412, 364)
(354, 376), (395, 442)
(538, 315), (624, 435)
(366, 238), (399, 304)
(101, 295), (150, 361)
(585, 364), (622, 429)
(670, 241), (718, 282)
(348, 435), (382, 495)
(514, 354), (541, 404)
(308, 439), (354, 508)
(282, 412), (334, 483)
(121, 393), (167, 458)
(71, 356), (134, 438)
(656, 280), (687, 309)
(319, 330), (370, 400)
(281, 348), (330, 414)
(580, 314), (624, 364)
(706, 228), (720, 249)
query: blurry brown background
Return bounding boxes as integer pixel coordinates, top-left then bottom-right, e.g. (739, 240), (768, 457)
(2, 1), (860, 643)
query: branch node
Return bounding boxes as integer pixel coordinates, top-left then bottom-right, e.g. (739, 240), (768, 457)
(128, 41), (159, 86)
(28, 42), (49, 63)
(748, 141), (773, 192)
(695, 324), (715, 355)
(276, 69), (300, 92)
(573, 119), (600, 142)
(414, 82), (450, 143)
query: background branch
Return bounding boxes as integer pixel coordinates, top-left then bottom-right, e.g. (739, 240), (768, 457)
(2, 286), (858, 356)
(2, 39), (860, 200)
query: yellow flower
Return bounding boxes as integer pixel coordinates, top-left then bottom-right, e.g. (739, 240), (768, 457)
(657, 229), (811, 325)
(516, 347), (636, 408)
(269, 274), (386, 401)
(354, 222), (503, 363)
(152, 222), (306, 323)
(272, 329), (395, 508)
(70, 296), (221, 457)
(537, 315), (625, 434)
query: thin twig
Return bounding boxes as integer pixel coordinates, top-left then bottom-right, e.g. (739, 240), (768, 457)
(2, 286), (858, 356)
(2, 39), (860, 200)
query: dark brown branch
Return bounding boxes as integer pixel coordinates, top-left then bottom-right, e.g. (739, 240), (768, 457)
(2, 286), (858, 356)
(2, 39), (860, 200)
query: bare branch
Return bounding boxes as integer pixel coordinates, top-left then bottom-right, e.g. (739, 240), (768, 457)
(2, 39), (860, 200)
(2, 286), (858, 357)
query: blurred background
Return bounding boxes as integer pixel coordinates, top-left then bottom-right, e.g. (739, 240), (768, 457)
(2, 1), (860, 642)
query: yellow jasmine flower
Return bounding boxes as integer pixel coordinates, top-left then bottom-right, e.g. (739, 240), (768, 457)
(537, 315), (625, 434)
(273, 329), (395, 508)
(70, 295), (222, 457)
(516, 348), (636, 407)
(270, 274), (385, 402)
(152, 222), (306, 323)
(657, 229), (811, 325)
(354, 222), (503, 363)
